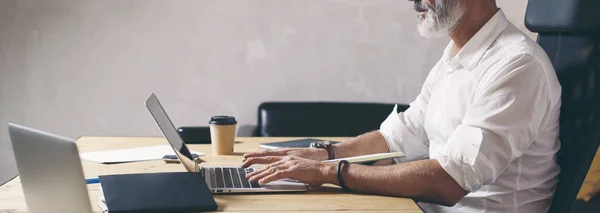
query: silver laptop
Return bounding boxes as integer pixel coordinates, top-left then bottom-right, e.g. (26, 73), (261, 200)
(8, 123), (93, 213)
(145, 94), (308, 193)
(0, 129), (18, 187)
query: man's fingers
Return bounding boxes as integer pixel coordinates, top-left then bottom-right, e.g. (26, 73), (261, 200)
(242, 156), (284, 168)
(242, 151), (267, 159)
(247, 168), (274, 183)
(241, 156), (284, 168)
(242, 151), (269, 159)
(247, 162), (289, 181)
(246, 161), (284, 177)
(258, 168), (292, 185)
(242, 149), (288, 159)
(247, 164), (286, 183)
(246, 165), (270, 177)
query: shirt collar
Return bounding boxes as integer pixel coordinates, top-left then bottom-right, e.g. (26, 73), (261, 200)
(442, 9), (509, 71)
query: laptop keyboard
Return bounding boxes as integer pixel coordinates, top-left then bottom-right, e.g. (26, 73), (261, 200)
(209, 167), (261, 189)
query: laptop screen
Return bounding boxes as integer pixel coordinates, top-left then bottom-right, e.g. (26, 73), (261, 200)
(0, 137), (18, 187)
(145, 93), (197, 172)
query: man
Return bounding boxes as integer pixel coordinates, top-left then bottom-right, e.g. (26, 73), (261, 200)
(242, 0), (561, 212)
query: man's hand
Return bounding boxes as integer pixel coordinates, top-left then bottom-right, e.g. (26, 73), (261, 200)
(242, 131), (392, 166)
(242, 148), (328, 164)
(242, 155), (336, 186)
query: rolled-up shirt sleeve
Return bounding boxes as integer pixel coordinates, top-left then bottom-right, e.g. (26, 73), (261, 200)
(433, 54), (553, 192)
(379, 63), (441, 162)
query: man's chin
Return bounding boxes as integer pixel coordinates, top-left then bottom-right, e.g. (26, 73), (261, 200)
(417, 24), (448, 38)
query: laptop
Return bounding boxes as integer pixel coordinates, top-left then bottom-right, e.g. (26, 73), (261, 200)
(0, 129), (18, 187)
(145, 94), (308, 193)
(8, 123), (93, 213)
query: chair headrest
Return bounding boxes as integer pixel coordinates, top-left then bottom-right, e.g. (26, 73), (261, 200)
(525, 0), (600, 33)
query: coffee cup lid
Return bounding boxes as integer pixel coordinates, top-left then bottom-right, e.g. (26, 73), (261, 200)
(209, 116), (237, 125)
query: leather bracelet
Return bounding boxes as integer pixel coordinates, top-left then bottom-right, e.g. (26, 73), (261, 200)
(337, 160), (351, 192)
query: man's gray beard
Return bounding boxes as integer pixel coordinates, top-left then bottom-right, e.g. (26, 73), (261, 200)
(417, 0), (464, 38)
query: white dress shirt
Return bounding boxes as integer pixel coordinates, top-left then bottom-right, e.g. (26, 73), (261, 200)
(379, 10), (561, 213)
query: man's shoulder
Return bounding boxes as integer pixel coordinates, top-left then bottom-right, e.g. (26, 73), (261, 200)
(481, 23), (561, 100)
(491, 24), (552, 69)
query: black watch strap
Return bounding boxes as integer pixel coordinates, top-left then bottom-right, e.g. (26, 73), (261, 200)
(325, 143), (335, 160)
(310, 141), (335, 160)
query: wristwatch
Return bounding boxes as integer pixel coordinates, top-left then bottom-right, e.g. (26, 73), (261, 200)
(310, 141), (335, 160)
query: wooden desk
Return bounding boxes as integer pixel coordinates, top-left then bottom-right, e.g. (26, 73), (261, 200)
(0, 137), (423, 213)
(578, 147), (600, 201)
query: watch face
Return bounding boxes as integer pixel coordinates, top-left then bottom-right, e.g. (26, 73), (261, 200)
(309, 141), (325, 148)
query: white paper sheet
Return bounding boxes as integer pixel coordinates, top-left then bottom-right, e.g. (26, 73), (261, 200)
(80, 145), (204, 164)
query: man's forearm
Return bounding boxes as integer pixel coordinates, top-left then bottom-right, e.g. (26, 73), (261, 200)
(333, 131), (391, 158)
(323, 159), (467, 206)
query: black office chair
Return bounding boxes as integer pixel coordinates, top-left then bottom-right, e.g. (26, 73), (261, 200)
(525, 1), (600, 212)
(254, 102), (409, 137)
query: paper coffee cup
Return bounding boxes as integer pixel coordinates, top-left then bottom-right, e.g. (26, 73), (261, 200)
(209, 116), (237, 155)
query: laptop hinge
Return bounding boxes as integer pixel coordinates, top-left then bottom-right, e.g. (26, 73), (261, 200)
(193, 156), (204, 177)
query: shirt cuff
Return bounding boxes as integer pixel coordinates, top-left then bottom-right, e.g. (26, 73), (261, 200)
(379, 105), (429, 162)
(432, 125), (497, 192)
(379, 105), (403, 153)
(435, 155), (483, 192)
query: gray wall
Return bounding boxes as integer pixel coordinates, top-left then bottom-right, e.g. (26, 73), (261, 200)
(0, 0), (532, 177)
